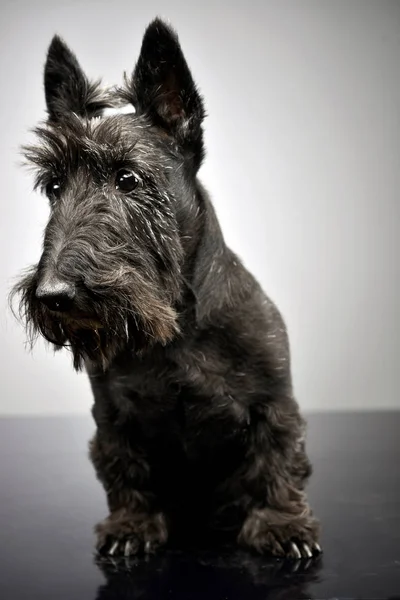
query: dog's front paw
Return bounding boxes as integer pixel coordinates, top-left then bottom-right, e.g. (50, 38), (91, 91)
(238, 509), (322, 559)
(95, 508), (168, 556)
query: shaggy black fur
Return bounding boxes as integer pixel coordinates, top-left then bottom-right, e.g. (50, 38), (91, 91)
(12, 18), (321, 559)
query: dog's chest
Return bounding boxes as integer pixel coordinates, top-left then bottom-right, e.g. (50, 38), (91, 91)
(177, 389), (248, 458)
(93, 360), (248, 459)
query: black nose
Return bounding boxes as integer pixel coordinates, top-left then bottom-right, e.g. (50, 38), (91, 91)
(36, 277), (76, 312)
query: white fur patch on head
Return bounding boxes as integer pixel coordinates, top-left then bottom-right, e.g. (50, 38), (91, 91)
(101, 104), (136, 117)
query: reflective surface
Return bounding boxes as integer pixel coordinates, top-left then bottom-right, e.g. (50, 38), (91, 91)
(0, 413), (399, 599)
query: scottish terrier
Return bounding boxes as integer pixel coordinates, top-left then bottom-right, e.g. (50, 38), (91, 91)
(12, 19), (321, 559)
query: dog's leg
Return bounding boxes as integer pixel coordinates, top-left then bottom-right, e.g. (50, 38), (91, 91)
(89, 431), (168, 556)
(235, 394), (321, 559)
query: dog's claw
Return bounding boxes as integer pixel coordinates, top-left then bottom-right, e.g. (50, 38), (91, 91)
(144, 540), (152, 553)
(314, 542), (322, 553)
(302, 543), (312, 558)
(124, 540), (132, 556)
(108, 541), (119, 556)
(291, 542), (302, 559)
(274, 540), (285, 556)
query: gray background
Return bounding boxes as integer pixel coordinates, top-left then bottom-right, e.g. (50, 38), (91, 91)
(1, 0), (399, 415)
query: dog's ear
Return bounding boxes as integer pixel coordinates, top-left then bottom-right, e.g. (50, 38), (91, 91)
(129, 19), (205, 169)
(44, 36), (108, 121)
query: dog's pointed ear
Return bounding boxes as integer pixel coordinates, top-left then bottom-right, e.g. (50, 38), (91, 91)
(129, 19), (205, 169)
(44, 36), (107, 121)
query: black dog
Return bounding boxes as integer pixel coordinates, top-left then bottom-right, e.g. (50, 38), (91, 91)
(12, 18), (321, 559)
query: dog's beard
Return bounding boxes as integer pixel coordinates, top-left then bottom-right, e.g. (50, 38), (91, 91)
(60, 315), (141, 371)
(10, 267), (180, 371)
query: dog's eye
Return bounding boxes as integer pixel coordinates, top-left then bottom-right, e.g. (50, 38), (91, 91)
(45, 179), (61, 200)
(115, 169), (139, 193)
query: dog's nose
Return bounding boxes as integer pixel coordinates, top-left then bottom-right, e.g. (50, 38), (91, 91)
(36, 277), (76, 312)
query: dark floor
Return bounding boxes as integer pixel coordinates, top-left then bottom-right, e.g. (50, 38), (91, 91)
(0, 412), (399, 600)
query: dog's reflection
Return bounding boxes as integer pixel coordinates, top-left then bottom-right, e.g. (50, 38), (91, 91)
(94, 549), (322, 600)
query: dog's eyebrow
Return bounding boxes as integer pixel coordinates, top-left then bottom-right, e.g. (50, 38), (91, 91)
(22, 116), (141, 177)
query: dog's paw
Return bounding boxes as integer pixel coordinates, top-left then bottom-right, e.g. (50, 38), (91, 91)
(238, 509), (322, 559)
(95, 508), (168, 556)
